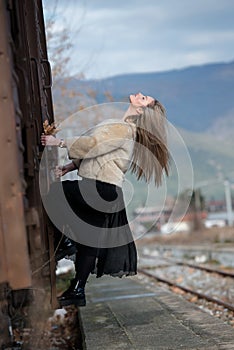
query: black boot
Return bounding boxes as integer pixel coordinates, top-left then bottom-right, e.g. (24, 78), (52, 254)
(58, 278), (77, 299)
(58, 279), (86, 307)
(55, 237), (77, 262)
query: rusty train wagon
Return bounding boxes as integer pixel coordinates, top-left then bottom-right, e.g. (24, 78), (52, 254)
(0, 0), (58, 346)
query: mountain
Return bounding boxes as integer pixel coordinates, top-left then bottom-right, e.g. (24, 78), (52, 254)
(124, 126), (234, 214)
(65, 60), (234, 133)
(53, 61), (234, 201)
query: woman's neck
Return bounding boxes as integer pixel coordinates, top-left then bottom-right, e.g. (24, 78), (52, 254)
(122, 104), (138, 122)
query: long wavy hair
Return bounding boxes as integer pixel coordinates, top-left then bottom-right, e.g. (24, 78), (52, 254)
(129, 99), (170, 186)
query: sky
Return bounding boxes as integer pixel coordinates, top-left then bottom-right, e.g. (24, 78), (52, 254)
(43, 0), (234, 80)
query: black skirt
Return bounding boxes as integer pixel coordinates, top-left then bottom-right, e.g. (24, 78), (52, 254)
(44, 178), (137, 278)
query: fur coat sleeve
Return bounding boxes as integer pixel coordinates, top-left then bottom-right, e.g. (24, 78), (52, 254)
(66, 122), (134, 160)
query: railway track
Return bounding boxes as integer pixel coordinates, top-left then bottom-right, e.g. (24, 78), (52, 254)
(139, 268), (234, 312)
(141, 254), (234, 278)
(139, 254), (234, 313)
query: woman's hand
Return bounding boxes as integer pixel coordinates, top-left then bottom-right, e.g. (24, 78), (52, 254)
(54, 162), (77, 178)
(41, 134), (60, 146)
(54, 165), (69, 178)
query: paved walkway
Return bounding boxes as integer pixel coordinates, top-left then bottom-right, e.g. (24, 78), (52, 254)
(79, 275), (234, 350)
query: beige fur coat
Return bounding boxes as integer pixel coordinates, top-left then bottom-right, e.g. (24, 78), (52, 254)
(66, 120), (136, 187)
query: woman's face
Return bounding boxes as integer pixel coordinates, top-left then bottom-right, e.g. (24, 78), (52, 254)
(129, 92), (154, 108)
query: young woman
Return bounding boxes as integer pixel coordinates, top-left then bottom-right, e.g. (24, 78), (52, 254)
(41, 92), (169, 307)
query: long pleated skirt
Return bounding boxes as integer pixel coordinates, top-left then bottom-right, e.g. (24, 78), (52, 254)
(44, 177), (137, 278)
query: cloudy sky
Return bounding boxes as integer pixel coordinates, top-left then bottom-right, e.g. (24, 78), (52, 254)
(44, 0), (234, 79)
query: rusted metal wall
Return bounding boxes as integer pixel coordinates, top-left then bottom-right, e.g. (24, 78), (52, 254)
(0, 0), (32, 290)
(0, 0), (56, 295)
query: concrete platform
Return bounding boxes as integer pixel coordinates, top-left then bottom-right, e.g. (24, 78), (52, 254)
(79, 275), (234, 350)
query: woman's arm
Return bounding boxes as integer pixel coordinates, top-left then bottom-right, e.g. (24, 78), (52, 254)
(40, 123), (132, 159)
(41, 134), (64, 147)
(54, 161), (79, 179)
(40, 134), (81, 175)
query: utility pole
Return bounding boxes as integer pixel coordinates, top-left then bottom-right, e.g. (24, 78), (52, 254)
(194, 189), (202, 230)
(194, 178), (234, 227)
(224, 179), (233, 226)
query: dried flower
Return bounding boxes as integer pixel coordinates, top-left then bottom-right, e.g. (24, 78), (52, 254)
(43, 120), (60, 135)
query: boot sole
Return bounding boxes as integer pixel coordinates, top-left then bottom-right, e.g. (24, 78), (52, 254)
(59, 298), (86, 307)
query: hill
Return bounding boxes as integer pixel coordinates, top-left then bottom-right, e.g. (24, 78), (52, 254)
(124, 126), (234, 215)
(65, 60), (234, 133)
(53, 61), (234, 201)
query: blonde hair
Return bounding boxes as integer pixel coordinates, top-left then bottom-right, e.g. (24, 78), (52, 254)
(129, 100), (170, 186)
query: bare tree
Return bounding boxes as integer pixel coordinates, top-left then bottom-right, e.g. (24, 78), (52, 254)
(43, 1), (87, 123)
(43, 1), (113, 129)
